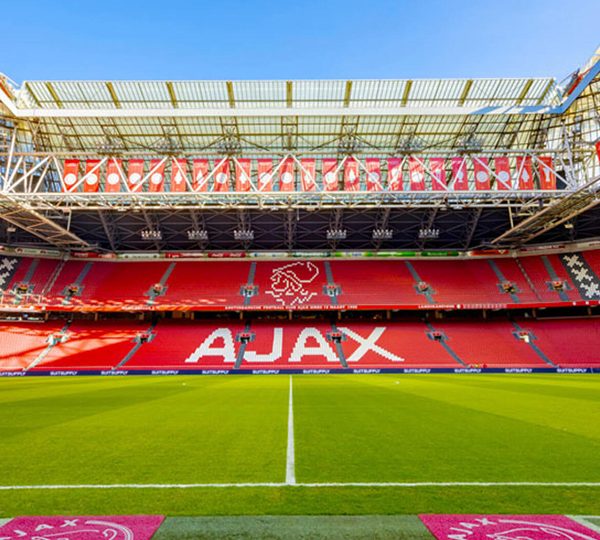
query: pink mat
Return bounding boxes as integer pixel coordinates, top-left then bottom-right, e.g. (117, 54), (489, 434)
(0, 515), (164, 539)
(420, 515), (600, 540)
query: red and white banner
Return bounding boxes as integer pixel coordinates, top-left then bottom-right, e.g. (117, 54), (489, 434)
(387, 158), (403, 191)
(596, 141), (600, 164)
(213, 159), (230, 192)
(170, 158), (187, 192)
(450, 157), (468, 190)
(516, 155), (534, 190)
(127, 159), (145, 192)
(62, 159), (79, 192)
(494, 156), (512, 190)
(279, 158), (295, 192)
(257, 159), (273, 192)
(299, 158), (316, 192)
(473, 156), (491, 190)
(105, 159), (123, 193)
(235, 158), (252, 192)
(192, 159), (209, 192)
(429, 158), (446, 191)
(408, 157), (426, 191)
(322, 158), (338, 191)
(83, 160), (101, 193)
(365, 158), (382, 191)
(344, 158), (360, 192)
(148, 159), (165, 192)
(538, 156), (556, 190)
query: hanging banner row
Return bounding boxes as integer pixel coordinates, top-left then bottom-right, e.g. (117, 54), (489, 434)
(61, 155), (559, 194)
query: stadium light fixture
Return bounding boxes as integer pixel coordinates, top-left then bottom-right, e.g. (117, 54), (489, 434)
(233, 228), (254, 241)
(418, 227), (440, 239)
(187, 229), (209, 241)
(326, 228), (347, 241)
(372, 228), (393, 240)
(141, 228), (162, 240)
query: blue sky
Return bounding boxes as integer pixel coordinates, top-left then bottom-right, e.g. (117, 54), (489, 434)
(2, 0), (598, 82)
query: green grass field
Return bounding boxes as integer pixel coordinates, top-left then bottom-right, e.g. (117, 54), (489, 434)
(1, 374), (599, 517)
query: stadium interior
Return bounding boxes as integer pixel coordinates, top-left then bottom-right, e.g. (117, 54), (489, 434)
(1, 47), (600, 375)
(1, 28), (600, 535)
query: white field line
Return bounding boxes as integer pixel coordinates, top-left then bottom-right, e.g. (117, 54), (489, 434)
(0, 482), (599, 491)
(569, 516), (600, 533)
(285, 375), (296, 485)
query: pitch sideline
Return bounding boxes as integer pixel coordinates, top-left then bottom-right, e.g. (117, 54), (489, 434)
(0, 482), (599, 490)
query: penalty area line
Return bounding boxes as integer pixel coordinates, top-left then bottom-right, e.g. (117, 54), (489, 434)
(1, 482), (600, 491)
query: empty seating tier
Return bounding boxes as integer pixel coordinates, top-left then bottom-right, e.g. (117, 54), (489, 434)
(4, 250), (599, 312)
(1, 317), (598, 372)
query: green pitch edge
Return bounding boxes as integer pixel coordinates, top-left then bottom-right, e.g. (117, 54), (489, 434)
(152, 515), (431, 539)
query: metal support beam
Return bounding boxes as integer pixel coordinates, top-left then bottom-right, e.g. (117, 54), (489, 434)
(45, 82), (63, 109)
(418, 207), (439, 250)
(343, 81), (353, 108)
(492, 173), (600, 246)
(458, 80), (473, 106)
(97, 210), (117, 252)
(166, 82), (178, 109)
(105, 82), (121, 109)
(463, 207), (483, 249)
(226, 82), (236, 108)
(285, 209), (296, 250)
(286, 81), (293, 108)
(0, 195), (90, 249)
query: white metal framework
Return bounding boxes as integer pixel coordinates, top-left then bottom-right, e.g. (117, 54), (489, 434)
(0, 46), (599, 252)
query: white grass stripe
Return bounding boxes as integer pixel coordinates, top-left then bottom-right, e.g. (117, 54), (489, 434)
(285, 375), (296, 485)
(0, 482), (599, 490)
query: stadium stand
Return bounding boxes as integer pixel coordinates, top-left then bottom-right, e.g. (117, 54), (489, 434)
(2, 316), (598, 372)
(64, 261), (172, 309)
(516, 255), (580, 303)
(3, 251), (600, 312)
(250, 261), (331, 309)
(328, 260), (422, 308)
(239, 320), (342, 369)
(409, 259), (515, 305)
(46, 260), (91, 305)
(338, 321), (461, 368)
(521, 318), (600, 367)
(125, 319), (245, 369)
(153, 261), (250, 309)
(29, 320), (149, 371)
(0, 320), (63, 370)
(434, 320), (550, 368)
(1, 56), (600, 379)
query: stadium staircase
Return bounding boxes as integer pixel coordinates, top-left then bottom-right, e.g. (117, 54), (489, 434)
(514, 257), (542, 302)
(114, 322), (158, 369)
(25, 321), (72, 371)
(511, 321), (557, 368)
(41, 259), (66, 297)
(424, 322), (467, 367)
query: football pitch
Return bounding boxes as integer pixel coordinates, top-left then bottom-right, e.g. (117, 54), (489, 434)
(0, 374), (599, 517)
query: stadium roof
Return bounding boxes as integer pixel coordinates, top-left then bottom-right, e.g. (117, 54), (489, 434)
(11, 77), (557, 114)
(0, 77), (570, 155)
(0, 47), (599, 254)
